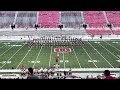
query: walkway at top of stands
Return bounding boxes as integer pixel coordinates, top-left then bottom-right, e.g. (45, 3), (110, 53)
(1, 27), (120, 31)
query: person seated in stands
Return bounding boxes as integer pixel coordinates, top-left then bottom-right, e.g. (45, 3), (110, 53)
(86, 75), (89, 79)
(96, 75), (102, 79)
(90, 75), (96, 79)
(27, 67), (39, 79)
(46, 68), (49, 75)
(68, 68), (72, 75)
(52, 68), (55, 75)
(57, 72), (59, 77)
(47, 68), (50, 75)
(44, 68), (47, 74)
(102, 70), (116, 79)
(53, 73), (58, 79)
(34, 68), (38, 75)
(48, 74), (52, 79)
(40, 67), (43, 73)
(37, 68), (40, 74)
(64, 71), (67, 76)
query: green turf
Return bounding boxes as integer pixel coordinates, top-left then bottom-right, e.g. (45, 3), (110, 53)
(0, 40), (120, 69)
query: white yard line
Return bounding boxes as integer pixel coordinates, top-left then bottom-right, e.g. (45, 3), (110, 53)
(32, 46), (43, 68)
(97, 42), (119, 60)
(0, 44), (26, 69)
(16, 47), (32, 69)
(72, 46), (81, 68)
(82, 46), (98, 68)
(87, 41), (114, 68)
(63, 52), (65, 68)
(49, 46), (53, 67)
(0, 42), (19, 57)
(104, 41), (120, 52)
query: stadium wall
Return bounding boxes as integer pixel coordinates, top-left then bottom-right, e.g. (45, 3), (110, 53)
(0, 35), (120, 41)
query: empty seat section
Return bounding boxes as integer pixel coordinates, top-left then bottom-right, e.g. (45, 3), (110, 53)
(0, 11), (15, 28)
(38, 11), (60, 28)
(86, 29), (112, 35)
(106, 11), (120, 27)
(83, 11), (107, 28)
(15, 11), (37, 28)
(112, 30), (120, 35)
(61, 11), (83, 28)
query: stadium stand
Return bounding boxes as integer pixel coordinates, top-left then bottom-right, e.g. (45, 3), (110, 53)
(38, 11), (60, 28)
(112, 30), (120, 35)
(15, 11), (37, 28)
(83, 11), (107, 28)
(61, 11), (83, 28)
(0, 11), (15, 28)
(106, 11), (120, 27)
(86, 29), (112, 35)
(1, 11), (120, 29)
(0, 66), (118, 79)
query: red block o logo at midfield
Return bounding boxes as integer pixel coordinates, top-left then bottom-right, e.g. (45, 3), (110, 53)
(54, 48), (71, 53)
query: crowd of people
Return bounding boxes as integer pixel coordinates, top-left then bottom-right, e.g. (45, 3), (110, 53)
(20, 64), (117, 79)
(21, 64), (73, 79)
(27, 37), (85, 48)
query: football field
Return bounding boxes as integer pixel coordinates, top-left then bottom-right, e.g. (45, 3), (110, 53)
(0, 40), (120, 69)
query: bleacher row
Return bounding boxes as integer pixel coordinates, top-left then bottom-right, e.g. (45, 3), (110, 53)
(83, 11), (107, 28)
(86, 30), (120, 35)
(106, 11), (120, 27)
(1, 11), (120, 34)
(38, 11), (60, 28)
(61, 11), (83, 28)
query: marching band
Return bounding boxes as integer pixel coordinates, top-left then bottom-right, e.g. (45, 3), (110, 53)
(27, 36), (85, 47)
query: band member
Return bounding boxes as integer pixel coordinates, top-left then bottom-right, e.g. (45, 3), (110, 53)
(56, 57), (59, 63)
(21, 64), (25, 70)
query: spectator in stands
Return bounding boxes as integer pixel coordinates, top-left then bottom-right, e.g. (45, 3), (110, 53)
(64, 71), (67, 76)
(103, 70), (116, 79)
(96, 75), (102, 79)
(86, 75), (89, 79)
(48, 74), (53, 79)
(68, 68), (72, 75)
(27, 67), (39, 79)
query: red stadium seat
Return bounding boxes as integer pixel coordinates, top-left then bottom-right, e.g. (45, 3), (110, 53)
(38, 11), (60, 28)
(83, 11), (107, 28)
(106, 11), (120, 27)
(86, 29), (112, 35)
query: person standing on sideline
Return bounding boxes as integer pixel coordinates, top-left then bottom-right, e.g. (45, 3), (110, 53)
(56, 57), (59, 63)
